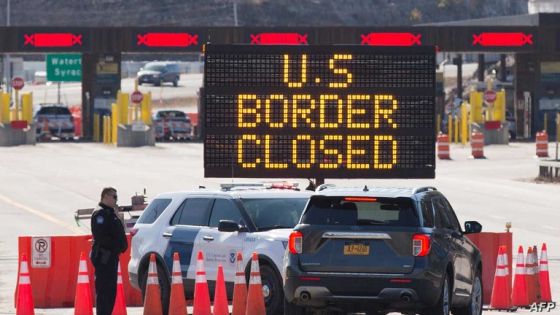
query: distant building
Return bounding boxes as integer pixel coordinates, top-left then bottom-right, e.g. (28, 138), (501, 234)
(528, 0), (560, 13)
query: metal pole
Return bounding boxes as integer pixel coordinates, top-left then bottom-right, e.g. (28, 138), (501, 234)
(233, 1), (238, 26)
(457, 54), (463, 101)
(499, 54), (507, 82)
(57, 82), (61, 104)
(477, 54), (484, 82)
(6, 0), (10, 26)
(4, 0), (11, 93)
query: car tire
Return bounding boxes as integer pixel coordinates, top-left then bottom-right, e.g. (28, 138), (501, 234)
(154, 79), (162, 87)
(283, 298), (308, 315)
(422, 272), (451, 315)
(254, 264), (283, 315)
(140, 262), (171, 315)
(173, 78), (178, 87)
(452, 271), (483, 315)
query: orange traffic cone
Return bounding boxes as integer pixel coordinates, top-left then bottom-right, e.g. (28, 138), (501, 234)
(533, 245), (542, 302)
(193, 251), (211, 315)
(539, 243), (552, 302)
(490, 246), (512, 309)
(169, 252), (187, 315)
(526, 246), (537, 304)
(232, 252), (247, 315)
(245, 252), (266, 315)
(213, 264), (229, 315)
(15, 254), (35, 315)
(512, 246), (529, 307)
(112, 263), (127, 315)
(75, 252), (93, 315)
(143, 254), (163, 315)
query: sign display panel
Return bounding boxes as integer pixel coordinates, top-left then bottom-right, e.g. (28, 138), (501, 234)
(46, 54), (82, 82)
(18, 29), (90, 51)
(203, 45), (435, 178)
(130, 28), (205, 51)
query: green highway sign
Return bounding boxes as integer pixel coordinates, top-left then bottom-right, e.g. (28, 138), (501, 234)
(46, 54), (82, 82)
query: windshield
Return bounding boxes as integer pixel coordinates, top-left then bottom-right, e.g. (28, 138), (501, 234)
(158, 111), (187, 119)
(302, 196), (419, 226)
(37, 107), (71, 115)
(241, 198), (308, 231)
(144, 64), (165, 72)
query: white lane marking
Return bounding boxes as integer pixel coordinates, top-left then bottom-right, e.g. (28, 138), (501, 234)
(543, 225), (559, 231)
(0, 193), (82, 234)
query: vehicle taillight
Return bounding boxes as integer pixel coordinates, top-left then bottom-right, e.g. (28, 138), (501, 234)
(412, 234), (431, 257)
(130, 228), (139, 238)
(288, 231), (303, 254)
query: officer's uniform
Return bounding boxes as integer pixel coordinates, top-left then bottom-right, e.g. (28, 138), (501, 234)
(91, 203), (127, 315)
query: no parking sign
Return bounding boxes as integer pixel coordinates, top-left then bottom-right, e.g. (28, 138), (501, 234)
(31, 237), (51, 268)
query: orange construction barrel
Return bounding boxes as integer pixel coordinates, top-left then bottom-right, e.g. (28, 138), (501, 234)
(471, 131), (485, 159)
(536, 131), (549, 158)
(437, 133), (451, 160)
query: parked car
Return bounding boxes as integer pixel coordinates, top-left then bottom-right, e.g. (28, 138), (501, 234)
(137, 62), (181, 87)
(34, 104), (75, 141)
(284, 185), (483, 315)
(153, 110), (192, 141)
(128, 183), (312, 315)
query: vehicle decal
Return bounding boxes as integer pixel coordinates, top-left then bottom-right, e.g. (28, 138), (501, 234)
(163, 226), (201, 279)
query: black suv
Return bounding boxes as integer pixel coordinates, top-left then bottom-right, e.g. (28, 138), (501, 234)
(284, 186), (483, 315)
(137, 62), (181, 87)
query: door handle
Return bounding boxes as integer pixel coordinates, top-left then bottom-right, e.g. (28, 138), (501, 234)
(162, 232), (172, 238)
(203, 236), (214, 241)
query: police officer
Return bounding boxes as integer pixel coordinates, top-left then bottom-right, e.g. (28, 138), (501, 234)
(90, 187), (128, 315)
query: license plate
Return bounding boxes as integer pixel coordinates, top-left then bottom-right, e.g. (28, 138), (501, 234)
(344, 242), (369, 255)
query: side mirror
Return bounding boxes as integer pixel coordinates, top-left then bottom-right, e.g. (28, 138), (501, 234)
(218, 220), (240, 232)
(464, 221), (482, 234)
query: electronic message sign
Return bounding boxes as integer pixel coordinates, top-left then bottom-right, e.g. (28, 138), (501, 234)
(130, 28), (205, 51)
(203, 45), (436, 178)
(18, 28), (90, 52)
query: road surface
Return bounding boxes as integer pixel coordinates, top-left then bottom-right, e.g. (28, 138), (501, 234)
(21, 73), (203, 107)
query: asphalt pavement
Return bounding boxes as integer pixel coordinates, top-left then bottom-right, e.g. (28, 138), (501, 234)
(0, 141), (558, 314)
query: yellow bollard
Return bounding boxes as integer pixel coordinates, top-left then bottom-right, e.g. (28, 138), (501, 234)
(118, 92), (129, 125)
(141, 92), (152, 125)
(493, 89), (506, 122)
(0, 92), (10, 124)
(111, 103), (118, 145)
(21, 92), (33, 125)
(557, 113), (560, 139)
(104, 116), (111, 144)
(470, 91), (484, 124)
(447, 114), (452, 138)
(102, 116), (106, 144)
(461, 102), (468, 145)
(93, 114), (100, 142)
(454, 116), (459, 144)
(14, 89), (20, 121)
(436, 114), (441, 135)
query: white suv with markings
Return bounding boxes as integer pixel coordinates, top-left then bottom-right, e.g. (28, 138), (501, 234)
(128, 184), (311, 315)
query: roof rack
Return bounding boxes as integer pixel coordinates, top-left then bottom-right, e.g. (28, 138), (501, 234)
(412, 186), (438, 194)
(316, 183), (336, 191)
(220, 183), (265, 191)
